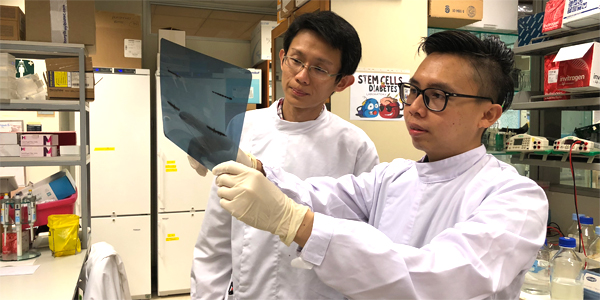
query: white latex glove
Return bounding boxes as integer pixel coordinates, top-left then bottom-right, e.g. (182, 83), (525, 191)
(187, 149), (258, 176)
(213, 161), (309, 246)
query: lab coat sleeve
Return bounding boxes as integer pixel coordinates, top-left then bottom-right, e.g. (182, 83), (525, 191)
(191, 182), (232, 300)
(300, 175), (548, 299)
(352, 138), (379, 176)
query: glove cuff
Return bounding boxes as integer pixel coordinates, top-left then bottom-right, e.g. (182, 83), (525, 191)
(279, 198), (310, 246)
(246, 152), (259, 170)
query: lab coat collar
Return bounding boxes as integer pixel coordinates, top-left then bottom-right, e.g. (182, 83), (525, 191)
(415, 145), (487, 183)
(270, 98), (331, 133)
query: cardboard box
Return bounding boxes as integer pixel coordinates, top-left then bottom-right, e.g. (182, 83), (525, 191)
(0, 132), (17, 144)
(20, 146), (59, 157)
(279, 0), (295, 18)
(158, 28), (185, 52)
(0, 144), (19, 156)
(563, 0), (600, 28)
(543, 0), (570, 32)
(428, 0), (483, 28)
(555, 42), (600, 91)
(15, 170), (76, 203)
(20, 134), (59, 146)
(25, 0), (95, 45)
(88, 11), (142, 69)
(247, 68), (261, 104)
(251, 21), (278, 66)
(544, 53), (569, 101)
(295, 0), (310, 8)
(277, 10), (286, 24)
(23, 131), (77, 146)
(0, 5), (25, 41)
(460, 0), (517, 33)
(45, 57), (94, 100)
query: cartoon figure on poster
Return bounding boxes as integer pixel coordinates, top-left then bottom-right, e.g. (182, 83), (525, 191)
(350, 71), (410, 121)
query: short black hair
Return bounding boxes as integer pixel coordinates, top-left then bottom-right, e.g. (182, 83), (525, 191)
(419, 30), (515, 112)
(283, 11), (361, 81)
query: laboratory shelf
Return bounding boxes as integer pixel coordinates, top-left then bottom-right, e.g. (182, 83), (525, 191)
(510, 97), (600, 111)
(513, 29), (600, 56)
(0, 155), (87, 167)
(0, 99), (90, 111)
(510, 153), (600, 171)
(0, 40), (85, 58)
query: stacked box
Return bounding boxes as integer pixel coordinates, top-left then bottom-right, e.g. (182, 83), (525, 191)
(0, 53), (17, 100)
(0, 132), (19, 157)
(0, 5), (25, 41)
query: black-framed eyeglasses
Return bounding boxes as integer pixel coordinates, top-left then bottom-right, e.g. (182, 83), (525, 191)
(282, 56), (341, 80)
(398, 82), (494, 112)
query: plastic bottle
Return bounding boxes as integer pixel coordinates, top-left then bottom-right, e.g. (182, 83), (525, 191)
(579, 216), (595, 254)
(521, 240), (550, 295)
(588, 226), (600, 261)
(550, 237), (584, 300)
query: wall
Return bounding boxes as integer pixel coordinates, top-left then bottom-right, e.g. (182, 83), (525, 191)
(331, 0), (427, 163)
(185, 37), (251, 67)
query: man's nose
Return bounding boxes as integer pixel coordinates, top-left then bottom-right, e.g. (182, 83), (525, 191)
(407, 94), (428, 117)
(295, 66), (311, 84)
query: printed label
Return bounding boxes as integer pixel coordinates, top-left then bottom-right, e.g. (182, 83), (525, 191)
(167, 234), (176, 237)
(165, 164), (177, 169)
(166, 237), (179, 241)
(124, 39), (142, 58)
(548, 69), (559, 83)
(166, 169), (177, 172)
(94, 147), (115, 151)
(53, 71), (70, 87)
(166, 160), (176, 164)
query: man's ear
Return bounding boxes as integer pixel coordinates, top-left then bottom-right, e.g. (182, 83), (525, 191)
(279, 49), (285, 64)
(479, 104), (503, 129)
(334, 75), (355, 92)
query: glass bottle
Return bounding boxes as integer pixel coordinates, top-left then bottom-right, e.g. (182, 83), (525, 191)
(550, 237), (584, 300)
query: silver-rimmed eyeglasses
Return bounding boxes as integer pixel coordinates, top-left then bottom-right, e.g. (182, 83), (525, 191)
(282, 56), (341, 81)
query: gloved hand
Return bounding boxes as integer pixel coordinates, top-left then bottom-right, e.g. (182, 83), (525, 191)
(213, 161), (309, 246)
(187, 149), (258, 176)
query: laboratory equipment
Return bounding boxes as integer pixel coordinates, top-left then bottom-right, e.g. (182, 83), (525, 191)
(25, 190), (36, 243)
(0, 193), (41, 261)
(589, 226), (600, 260)
(89, 67), (151, 298)
(553, 136), (599, 154)
(550, 237), (584, 300)
(567, 213), (585, 243)
(521, 240), (551, 295)
(1, 193), (7, 248)
(160, 39), (252, 171)
(156, 59), (213, 296)
(14, 195), (21, 257)
(579, 217), (595, 254)
(506, 134), (553, 152)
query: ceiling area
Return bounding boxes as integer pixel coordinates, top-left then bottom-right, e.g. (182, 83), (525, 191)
(151, 1), (277, 40)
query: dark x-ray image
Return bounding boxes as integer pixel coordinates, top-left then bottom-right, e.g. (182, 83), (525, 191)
(160, 39), (251, 170)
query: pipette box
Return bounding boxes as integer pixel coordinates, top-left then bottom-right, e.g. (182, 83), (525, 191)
(20, 146), (59, 157)
(584, 268), (600, 299)
(20, 134), (59, 146)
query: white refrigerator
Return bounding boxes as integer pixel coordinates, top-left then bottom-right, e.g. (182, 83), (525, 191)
(156, 72), (214, 296)
(89, 69), (151, 299)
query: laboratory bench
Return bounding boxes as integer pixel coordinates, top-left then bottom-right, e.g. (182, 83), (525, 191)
(0, 248), (87, 300)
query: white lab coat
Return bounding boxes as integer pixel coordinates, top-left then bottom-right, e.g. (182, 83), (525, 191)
(266, 145), (548, 300)
(191, 99), (379, 300)
(83, 242), (131, 300)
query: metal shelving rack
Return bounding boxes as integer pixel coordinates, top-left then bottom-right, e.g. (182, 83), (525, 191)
(510, 26), (600, 187)
(0, 40), (91, 249)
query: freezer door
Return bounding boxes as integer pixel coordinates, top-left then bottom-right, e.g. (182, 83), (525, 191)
(157, 211), (205, 296)
(91, 215), (151, 299)
(90, 73), (151, 216)
(157, 76), (213, 212)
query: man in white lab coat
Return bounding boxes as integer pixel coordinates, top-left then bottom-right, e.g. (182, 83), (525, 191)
(212, 30), (549, 299)
(190, 11), (379, 300)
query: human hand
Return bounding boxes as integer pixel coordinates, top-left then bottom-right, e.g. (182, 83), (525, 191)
(213, 161), (309, 246)
(187, 149), (258, 177)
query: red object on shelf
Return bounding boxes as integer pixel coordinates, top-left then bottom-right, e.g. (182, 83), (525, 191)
(8, 190), (77, 228)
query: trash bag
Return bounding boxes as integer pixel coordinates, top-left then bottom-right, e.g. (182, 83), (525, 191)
(48, 214), (80, 257)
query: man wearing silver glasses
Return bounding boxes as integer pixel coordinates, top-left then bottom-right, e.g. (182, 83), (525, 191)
(190, 11), (379, 300)
(211, 30), (548, 299)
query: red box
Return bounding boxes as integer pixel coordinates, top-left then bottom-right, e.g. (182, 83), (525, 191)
(544, 53), (569, 101)
(542, 0), (569, 33)
(555, 42), (600, 92)
(8, 190), (77, 228)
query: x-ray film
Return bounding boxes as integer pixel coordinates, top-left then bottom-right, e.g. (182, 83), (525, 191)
(160, 39), (251, 170)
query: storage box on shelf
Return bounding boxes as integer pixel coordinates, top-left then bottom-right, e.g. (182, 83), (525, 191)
(0, 40), (91, 249)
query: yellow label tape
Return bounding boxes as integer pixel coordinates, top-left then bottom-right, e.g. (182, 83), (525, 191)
(167, 234), (175, 237)
(166, 169), (177, 172)
(166, 160), (176, 164)
(166, 237), (179, 241)
(165, 164), (177, 169)
(94, 147), (115, 151)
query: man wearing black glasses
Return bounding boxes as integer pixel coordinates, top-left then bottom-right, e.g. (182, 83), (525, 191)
(211, 30), (548, 299)
(191, 11), (379, 300)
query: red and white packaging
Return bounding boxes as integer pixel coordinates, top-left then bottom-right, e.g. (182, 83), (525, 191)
(20, 134), (59, 146)
(542, 0), (570, 32)
(555, 42), (600, 92)
(544, 53), (569, 101)
(20, 146), (59, 157)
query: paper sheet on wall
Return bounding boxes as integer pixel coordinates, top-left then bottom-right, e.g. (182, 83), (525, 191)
(350, 71), (410, 121)
(159, 39), (251, 170)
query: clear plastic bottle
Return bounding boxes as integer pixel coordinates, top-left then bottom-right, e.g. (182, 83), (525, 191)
(521, 240), (550, 295)
(550, 237), (584, 300)
(589, 226), (600, 261)
(579, 216), (595, 254)
(566, 213), (585, 247)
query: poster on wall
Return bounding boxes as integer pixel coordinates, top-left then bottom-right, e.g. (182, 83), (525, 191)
(350, 70), (410, 121)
